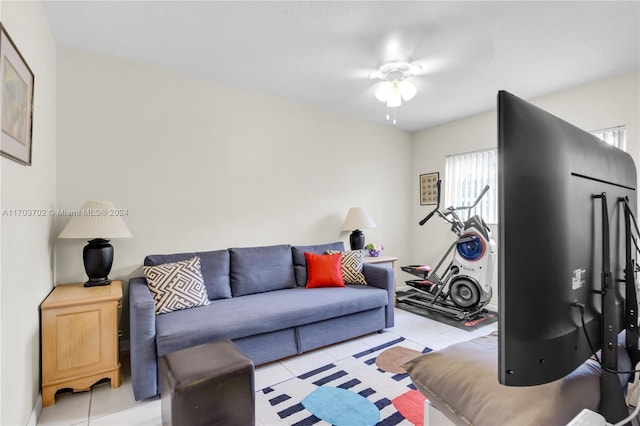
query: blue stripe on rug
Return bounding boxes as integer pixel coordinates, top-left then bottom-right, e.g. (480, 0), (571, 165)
(338, 378), (361, 389)
(298, 363), (336, 380)
(353, 337), (405, 358)
(378, 410), (406, 426)
(359, 387), (376, 398)
(268, 393), (291, 406)
(313, 370), (347, 386)
(375, 397), (392, 410)
(392, 373), (409, 381)
(291, 414), (322, 426)
(278, 402), (306, 419)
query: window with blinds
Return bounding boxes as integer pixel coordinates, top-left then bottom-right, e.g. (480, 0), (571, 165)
(442, 126), (625, 226)
(444, 148), (498, 223)
(590, 125), (626, 151)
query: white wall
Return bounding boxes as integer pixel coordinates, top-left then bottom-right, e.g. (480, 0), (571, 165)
(410, 71), (640, 305)
(55, 46), (413, 337)
(0, 2), (57, 424)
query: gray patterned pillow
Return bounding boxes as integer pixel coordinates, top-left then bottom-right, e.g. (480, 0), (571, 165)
(143, 256), (210, 315)
(326, 250), (367, 285)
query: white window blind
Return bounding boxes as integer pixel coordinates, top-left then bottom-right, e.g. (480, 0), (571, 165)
(444, 148), (498, 223)
(590, 125), (626, 151)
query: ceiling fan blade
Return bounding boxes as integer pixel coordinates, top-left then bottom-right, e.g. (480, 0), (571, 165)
(409, 22), (494, 77)
(377, 29), (424, 64)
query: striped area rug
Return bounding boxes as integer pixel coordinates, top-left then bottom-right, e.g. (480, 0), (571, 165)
(256, 337), (432, 426)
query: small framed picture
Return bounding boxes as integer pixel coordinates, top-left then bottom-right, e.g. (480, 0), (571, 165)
(420, 172), (439, 205)
(1, 24), (34, 166)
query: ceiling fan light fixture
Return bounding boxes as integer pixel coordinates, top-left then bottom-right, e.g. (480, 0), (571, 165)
(387, 97), (402, 108)
(374, 81), (392, 102)
(386, 83), (402, 107)
(399, 80), (417, 101)
(371, 61), (422, 125)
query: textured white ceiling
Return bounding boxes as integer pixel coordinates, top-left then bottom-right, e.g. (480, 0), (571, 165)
(42, 1), (640, 131)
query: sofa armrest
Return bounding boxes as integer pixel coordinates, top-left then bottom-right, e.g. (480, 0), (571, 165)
(129, 277), (159, 400)
(363, 263), (395, 328)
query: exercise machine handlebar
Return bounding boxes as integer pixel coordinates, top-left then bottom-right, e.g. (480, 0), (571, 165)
(456, 185), (489, 211)
(419, 180), (441, 226)
(419, 182), (490, 227)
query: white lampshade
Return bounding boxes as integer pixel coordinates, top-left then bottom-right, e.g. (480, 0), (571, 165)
(342, 207), (376, 231)
(375, 81), (392, 102)
(58, 201), (132, 239)
(399, 80), (417, 101)
(374, 79), (417, 107)
(386, 84), (402, 107)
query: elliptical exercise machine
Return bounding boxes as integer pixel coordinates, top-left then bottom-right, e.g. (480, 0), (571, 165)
(399, 180), (496, 320)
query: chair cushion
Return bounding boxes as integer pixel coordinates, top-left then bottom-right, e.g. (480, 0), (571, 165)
(229, 244), (296, 296)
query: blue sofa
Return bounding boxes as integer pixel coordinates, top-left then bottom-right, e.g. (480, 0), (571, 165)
(129, 242), (395, 401)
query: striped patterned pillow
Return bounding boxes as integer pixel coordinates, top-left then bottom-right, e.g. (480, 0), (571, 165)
(326, 250), (367, 285)
(143, 256), (210, 315)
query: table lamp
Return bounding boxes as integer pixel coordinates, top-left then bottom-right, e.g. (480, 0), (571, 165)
(342, 207), (376, 250)
(58, 201), (132, 287)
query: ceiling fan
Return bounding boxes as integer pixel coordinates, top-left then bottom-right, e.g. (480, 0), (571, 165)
(364, 24), (494, 125)
(369, 60), (424, 125)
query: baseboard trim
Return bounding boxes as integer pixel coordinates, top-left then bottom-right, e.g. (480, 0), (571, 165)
(27, 393), (42, 426)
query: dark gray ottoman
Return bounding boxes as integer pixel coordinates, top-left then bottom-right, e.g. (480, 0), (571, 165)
(159, 340), (255, 426)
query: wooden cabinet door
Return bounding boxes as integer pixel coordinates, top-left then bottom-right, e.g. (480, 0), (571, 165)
(42, 300), (117, 386)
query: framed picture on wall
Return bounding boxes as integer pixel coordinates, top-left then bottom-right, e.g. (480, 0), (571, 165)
(0, 23), (34, 166)
(420, 172), (439, 205)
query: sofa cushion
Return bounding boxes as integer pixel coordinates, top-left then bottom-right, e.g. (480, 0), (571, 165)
(154, 285), (388, 357)
(142, 256), (210, 315)
(326, 249), (367, 285)
(305, 252), (345, 288)
(292, 241), (345, 286)
(229, 244), (296, 296)
(144, 249), (231, 300)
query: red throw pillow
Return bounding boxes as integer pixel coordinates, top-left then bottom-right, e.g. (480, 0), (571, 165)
(304, 252), (345, 288)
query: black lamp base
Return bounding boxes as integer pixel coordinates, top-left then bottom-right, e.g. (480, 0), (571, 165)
(84, 278), (112, 287)
(83, 238), (114, 287)
(349, 229), (365, 251)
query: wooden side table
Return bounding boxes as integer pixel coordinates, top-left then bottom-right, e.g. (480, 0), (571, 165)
(41, 281), (122, 407)
(364, 256), (399, 304)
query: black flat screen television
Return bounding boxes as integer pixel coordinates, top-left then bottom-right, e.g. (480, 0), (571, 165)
(497, 91), (639, 422)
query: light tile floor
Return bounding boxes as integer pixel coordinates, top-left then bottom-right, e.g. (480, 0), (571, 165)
(37, 308), (497, 426)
